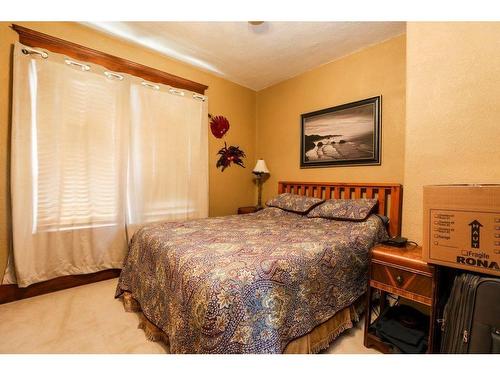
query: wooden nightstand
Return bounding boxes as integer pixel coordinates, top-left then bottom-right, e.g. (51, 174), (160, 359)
(237, 206), (263, 215)
(364, 243), (437, 353)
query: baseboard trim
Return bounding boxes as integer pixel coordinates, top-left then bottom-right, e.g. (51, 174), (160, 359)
(0, 268), (121, 305)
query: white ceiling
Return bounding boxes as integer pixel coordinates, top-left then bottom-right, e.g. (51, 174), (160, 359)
(84, 22), (406, 91)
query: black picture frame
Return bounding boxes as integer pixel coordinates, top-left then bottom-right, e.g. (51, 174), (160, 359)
(300, 96), (381, 168)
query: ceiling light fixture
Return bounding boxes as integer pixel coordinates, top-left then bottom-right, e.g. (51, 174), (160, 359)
(248, 21), (264, 26)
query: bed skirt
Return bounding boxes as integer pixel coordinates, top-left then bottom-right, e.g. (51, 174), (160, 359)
(121, 292), (365, 354)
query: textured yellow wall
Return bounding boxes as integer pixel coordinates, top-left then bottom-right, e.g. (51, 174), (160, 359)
(256, 35), (407, 204)
(0, 22), (257, 280)
(403, 22), (500, 243)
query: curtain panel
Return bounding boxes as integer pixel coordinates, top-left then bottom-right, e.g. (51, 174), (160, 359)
(5, 42), (208, 287)
(127, 81), (208, 236)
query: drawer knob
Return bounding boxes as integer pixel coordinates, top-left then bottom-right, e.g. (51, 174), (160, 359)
(396, 275), (403, 285)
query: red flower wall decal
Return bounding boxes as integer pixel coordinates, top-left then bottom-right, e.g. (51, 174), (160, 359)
(209, 114), (230, 138)
(216, 142), (246, 171)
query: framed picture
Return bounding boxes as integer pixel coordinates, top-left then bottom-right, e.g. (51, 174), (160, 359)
(300, 96), (381, 168)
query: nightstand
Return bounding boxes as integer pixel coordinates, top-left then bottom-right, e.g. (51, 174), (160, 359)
(237, 206), (263, 215)
(363, 243), (437, 353)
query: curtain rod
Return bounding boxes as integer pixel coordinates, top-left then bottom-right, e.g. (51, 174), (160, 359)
(18, 45), (207, 101)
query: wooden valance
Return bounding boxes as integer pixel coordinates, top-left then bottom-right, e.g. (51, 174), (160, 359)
(11, 24), (208, 94)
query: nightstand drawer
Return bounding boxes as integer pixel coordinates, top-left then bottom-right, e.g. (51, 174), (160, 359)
(371, 263), (433, 301)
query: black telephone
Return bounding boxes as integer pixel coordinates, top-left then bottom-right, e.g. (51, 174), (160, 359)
(383, 236), (408, 247)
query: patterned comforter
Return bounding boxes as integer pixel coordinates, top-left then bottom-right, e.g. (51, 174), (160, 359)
(116, 207), (388, 353)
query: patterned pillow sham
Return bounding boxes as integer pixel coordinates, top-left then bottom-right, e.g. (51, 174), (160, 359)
(306, 198), (378, 221)
(265, 193), (324, 214)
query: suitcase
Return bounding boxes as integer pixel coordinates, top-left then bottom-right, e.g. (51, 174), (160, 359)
(440, 273), (500, 353)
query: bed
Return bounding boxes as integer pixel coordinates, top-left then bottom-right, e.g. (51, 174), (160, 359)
(116, 181), (402, 353)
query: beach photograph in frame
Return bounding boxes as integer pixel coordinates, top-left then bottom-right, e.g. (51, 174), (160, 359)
(300, 96), (381, 168)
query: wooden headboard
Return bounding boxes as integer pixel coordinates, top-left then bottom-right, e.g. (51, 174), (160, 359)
(278, 181), (403, 237)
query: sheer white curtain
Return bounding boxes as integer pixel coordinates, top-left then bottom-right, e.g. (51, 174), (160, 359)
(5, 43), (208, 287)
(127, 83), (208, 236)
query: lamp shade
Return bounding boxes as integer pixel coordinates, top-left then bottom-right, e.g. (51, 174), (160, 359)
(253, 159), (270, 174)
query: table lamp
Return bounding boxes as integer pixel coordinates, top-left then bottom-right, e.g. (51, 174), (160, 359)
(252, 159), (270, 209)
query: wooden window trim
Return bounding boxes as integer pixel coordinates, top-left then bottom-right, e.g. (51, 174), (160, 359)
(11, 24), (208, 94)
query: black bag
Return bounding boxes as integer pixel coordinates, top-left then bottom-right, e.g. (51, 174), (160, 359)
(440, 273), (500, 353)
(374, 304), (429, 353)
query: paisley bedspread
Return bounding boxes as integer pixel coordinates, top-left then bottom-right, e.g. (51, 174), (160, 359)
(116, 207), (388, 353)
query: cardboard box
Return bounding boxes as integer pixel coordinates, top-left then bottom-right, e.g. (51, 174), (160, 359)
(423, 184), (500, 276)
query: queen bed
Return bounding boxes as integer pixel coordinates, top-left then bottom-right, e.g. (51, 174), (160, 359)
(116, 181), (402, 353)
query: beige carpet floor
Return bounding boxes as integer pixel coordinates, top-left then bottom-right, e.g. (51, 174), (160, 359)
(0, 278), (377, 354)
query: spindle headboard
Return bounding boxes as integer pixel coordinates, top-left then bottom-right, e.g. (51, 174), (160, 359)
(278, 181), (403, 237)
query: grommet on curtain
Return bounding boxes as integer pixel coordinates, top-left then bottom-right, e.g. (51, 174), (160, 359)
(169, 88), (185, 96)
(21, 47), (48, 59)
(193, 93), (206, 101)
(141, 81), (160, 90)
(64, 58), (90, 71)
(104, 71), (124, 81)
